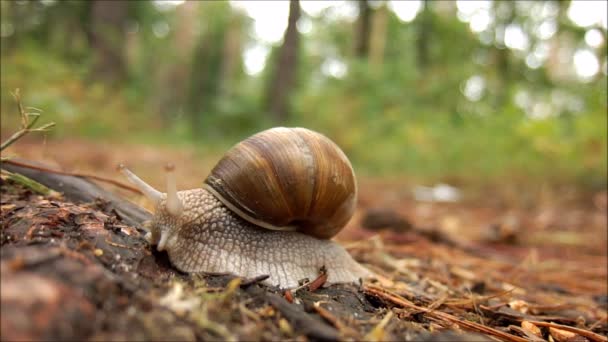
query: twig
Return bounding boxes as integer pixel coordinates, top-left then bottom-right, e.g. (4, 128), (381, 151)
(284, 290), (294, 303)
(266, 293), (340, 341)
(467, 288), (486, 326)
(307, 266), (328, 291)
(508, 325), (547, 342)
(445, 288), (515, 308)
(239, 274), (270, 287)
(364, 310), (394, 341)
(522, 320), (607, 342)
(292, 266), (328, 292)
(1, 159), (142, 194)
(1, 89), (55, 152)
(363, 284), (528, 342)
(1, 169), (59, 196)
(105, 237), (139, 251)
(313, 301), (358, 337)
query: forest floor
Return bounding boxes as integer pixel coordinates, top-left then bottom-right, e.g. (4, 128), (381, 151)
(1, 137), (607, 341)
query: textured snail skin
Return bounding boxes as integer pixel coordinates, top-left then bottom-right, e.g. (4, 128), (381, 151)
(148, 188), (371, 288)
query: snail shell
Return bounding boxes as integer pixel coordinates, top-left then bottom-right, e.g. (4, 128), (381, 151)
(203, 127), (357, 239)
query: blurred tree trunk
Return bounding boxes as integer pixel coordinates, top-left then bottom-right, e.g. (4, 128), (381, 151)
(267, 0), (301, 124)
(186, 2), (231, 135)
(87, 0), (128, 84)
(491, 0), (515, 108)
(2, 1), (27, 53)
(355, 0), (371, 59)
(54, 2), (91, 60)
(546, 0), (570, 82)
(220, 15), (244, 97)
(369, 4), (388, 68)
(0, 2), (13, 53)
(416, 0), (431, 71)
(174, 1), (199, 59)
(187, 34), (223, 132)
(154, 0), (200, 122)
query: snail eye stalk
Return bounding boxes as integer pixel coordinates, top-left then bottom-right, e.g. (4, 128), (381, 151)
(118, 164), (163, 205)
(165, 163), (183, 217)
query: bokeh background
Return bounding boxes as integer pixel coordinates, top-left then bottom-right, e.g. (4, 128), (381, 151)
(1, 0), (606, 192)
(2, 3), (607, 340)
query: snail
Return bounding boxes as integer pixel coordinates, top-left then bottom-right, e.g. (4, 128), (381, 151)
(120, 127), (371, 288)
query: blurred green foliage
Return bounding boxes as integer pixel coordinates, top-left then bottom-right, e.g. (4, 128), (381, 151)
(0, 0), (606, 188)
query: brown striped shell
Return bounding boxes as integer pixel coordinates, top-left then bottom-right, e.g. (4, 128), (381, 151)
(203, 127), (357, 239)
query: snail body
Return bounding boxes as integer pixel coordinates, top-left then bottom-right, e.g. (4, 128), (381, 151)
(121, 127), (370, 288)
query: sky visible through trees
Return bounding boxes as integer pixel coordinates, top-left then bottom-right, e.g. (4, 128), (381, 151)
(226, 0), (606, 80)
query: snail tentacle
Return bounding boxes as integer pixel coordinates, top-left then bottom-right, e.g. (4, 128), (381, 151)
(119, 164), (163, 205)
(164, 164), (183, 217)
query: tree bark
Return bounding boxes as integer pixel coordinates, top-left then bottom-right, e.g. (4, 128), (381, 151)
(88, 0), (128, 84)
(369, 4), (388, 68)
(267, 0), (301, 124)
(416, 0), (431, 71)
(154, 1), (200, 123)
(219, 14), (244, 97)
(491, 0), (516, 107)
(355, 0), (372, 59)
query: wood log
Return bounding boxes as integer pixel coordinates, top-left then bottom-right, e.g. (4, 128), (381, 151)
(1, 158), (151, 227)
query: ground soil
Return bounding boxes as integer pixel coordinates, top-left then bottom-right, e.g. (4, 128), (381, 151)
(1, 137), (606, 341)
